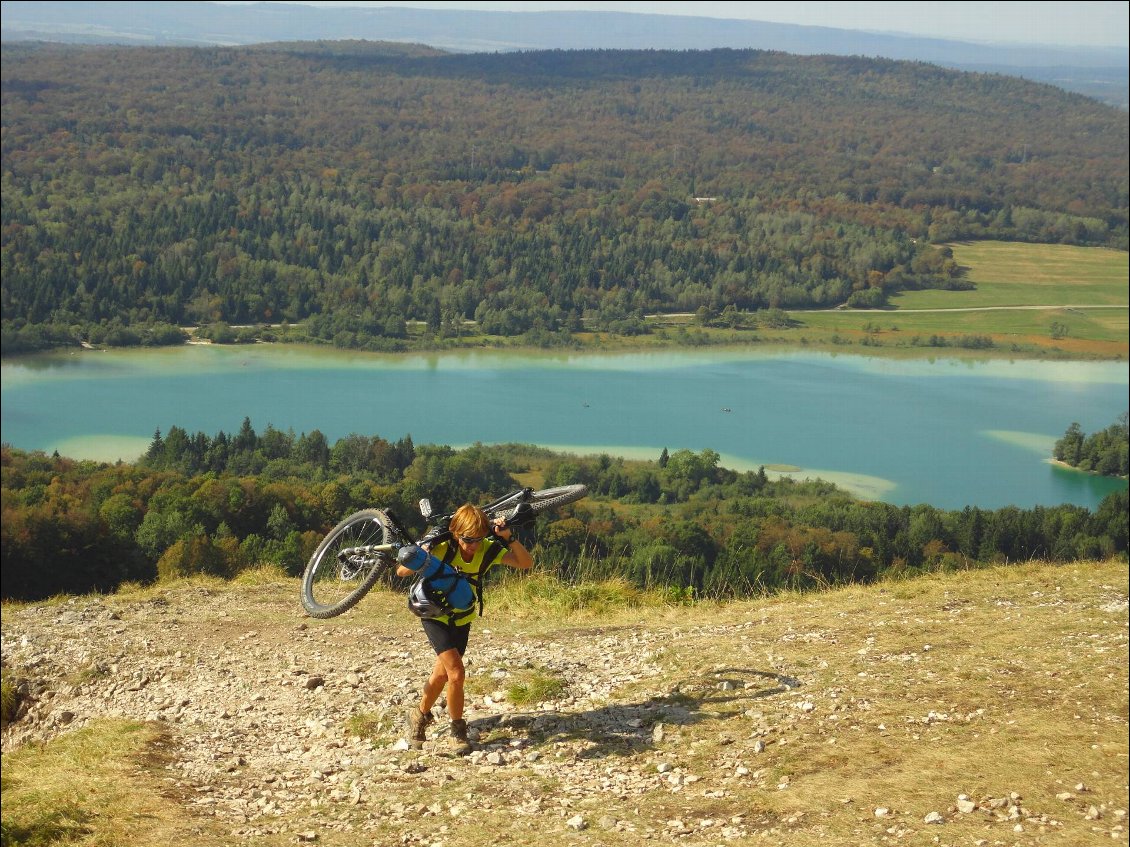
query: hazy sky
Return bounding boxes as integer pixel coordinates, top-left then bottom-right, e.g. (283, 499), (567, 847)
(263, 1), (1129, 47)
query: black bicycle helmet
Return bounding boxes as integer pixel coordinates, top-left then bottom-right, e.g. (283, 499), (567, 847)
(407, 579), (448, 619)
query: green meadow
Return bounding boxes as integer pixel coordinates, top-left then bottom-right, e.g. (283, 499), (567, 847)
(897, 241), (1128, 308)
(784, 241), (1129, 356)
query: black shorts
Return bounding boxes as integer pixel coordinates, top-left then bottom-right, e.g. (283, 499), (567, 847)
(421, 618), (471, 656)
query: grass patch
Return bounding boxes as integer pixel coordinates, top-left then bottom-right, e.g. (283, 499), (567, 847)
(1, 672), (19, 730)
(110, 574), (227, 602)
(486, 570), (690, 620)
(505, 667), (568, 706)
(345, 710), (399, 746)
(0, 719), (212, 847)
(66, 662), (112, 688)
(230, 563), (293, 585)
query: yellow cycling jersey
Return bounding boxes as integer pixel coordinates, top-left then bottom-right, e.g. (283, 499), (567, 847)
(427, 538), (507, 625)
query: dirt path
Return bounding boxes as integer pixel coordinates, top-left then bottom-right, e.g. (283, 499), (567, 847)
(828, 304), (1127, 313)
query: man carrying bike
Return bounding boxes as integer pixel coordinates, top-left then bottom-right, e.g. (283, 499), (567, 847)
(396, 503), (532, 755)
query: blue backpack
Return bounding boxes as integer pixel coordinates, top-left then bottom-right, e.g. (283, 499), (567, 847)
(399, 543), (484, 619)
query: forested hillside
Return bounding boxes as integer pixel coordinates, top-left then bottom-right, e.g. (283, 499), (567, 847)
(2, 426), (1126, 602)
(2, 41), (1127, 352)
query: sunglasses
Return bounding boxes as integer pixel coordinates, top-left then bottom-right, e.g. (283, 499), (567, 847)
(458, 534), (485, 544)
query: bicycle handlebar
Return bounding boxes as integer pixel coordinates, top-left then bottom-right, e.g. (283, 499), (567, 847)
(391, 486), (539, 549)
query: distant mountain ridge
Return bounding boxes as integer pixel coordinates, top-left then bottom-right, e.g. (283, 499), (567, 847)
(2, 0), (1123, 62)
(1, 1), (1125, 106)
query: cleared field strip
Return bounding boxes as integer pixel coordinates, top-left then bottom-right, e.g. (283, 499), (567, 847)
(788, 241), (1128, 354)
(801, 305), (1127, 344)
(891, 241), (1129, 310)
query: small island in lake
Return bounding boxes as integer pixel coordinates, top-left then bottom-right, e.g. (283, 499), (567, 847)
(1053, 414), (1129, 478)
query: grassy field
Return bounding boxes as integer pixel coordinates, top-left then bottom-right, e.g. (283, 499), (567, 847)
(587, 241), (1129, 359)
(2, 560), (1127, 847)
(896, 242), (1129, 309)
(774, 241), (1129, 359)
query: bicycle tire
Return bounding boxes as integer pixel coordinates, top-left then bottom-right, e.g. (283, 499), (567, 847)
(301, 509), (394, 619)
(507, 484), (587, 519)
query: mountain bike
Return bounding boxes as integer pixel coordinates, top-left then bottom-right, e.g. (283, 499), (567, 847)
(300, 484), (587, 619)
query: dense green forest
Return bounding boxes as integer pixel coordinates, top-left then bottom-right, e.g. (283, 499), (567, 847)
(1054, 413), (1130, 477)
(3, 422), (1126, 602)
(2, 42), (1127, 353)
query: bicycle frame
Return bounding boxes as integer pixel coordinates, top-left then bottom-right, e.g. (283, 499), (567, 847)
(301, 484), (584, 619)
(335, 487), (536, 565)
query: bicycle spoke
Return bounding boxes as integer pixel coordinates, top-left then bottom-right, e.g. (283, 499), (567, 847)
(303, 511), (391, 617)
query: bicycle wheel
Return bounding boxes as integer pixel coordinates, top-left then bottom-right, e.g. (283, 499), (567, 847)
(301, 509), (395, 619)
(519, 484), (588, 517)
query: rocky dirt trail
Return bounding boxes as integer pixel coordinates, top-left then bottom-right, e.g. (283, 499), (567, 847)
(3, 564), (1128, 847)
(3, 582), (788, 845)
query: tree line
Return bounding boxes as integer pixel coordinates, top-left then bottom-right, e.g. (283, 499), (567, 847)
(1054, 414), (1129, 477)
(3, 422), (1125, 602)
(2, 42), (1126, 352)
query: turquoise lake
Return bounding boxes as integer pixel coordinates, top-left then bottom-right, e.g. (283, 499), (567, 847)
(1, 345), (1126, 511)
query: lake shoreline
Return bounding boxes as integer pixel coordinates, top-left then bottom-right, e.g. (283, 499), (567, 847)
(1048, 457), (1130, 481)
(5, 329), (1125, 366)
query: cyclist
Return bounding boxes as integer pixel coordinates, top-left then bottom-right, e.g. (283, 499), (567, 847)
(397, 503), (532, 755)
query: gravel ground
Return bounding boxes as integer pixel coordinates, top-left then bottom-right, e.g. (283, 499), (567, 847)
(3, 565), (1127, 846)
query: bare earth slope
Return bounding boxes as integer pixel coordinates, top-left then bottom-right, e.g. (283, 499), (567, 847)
(2, 561), (1127, 846)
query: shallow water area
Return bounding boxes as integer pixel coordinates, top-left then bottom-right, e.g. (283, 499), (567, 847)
(2, 344), (1126, 510)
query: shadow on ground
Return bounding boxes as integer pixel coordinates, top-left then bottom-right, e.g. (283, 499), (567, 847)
(469, 667), (800, 760)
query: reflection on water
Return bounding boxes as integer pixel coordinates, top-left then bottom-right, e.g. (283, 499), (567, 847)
(2, 345), (1126, 510)
(50, 435), (153, 464)
(983, 430), (1059, 455)
(1045, 460), (1127, 505)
